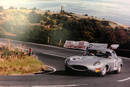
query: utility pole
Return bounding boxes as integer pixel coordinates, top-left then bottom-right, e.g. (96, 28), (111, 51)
(59, 0), (64, 14)
(60, 5), (64, 14)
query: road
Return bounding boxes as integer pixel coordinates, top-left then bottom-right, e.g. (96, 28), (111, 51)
(0, 38), (130, 87)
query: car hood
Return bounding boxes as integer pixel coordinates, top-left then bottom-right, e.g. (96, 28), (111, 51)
(67, 56), (106, 66)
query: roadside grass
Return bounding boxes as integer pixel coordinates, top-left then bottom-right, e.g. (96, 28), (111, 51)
(0, 46), (45, 75)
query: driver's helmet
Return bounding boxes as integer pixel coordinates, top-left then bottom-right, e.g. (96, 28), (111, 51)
(105, 51), (111, 57)
(89, 52), (94, 56)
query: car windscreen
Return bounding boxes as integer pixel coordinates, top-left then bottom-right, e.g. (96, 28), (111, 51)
(86, 50), (110, 58)
(95, 51), (106, 57)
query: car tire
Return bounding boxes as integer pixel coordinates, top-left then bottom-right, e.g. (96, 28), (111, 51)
(115, 65), (122, 74)
(65, 65), (72, 72)
(99, 67), (107, 77)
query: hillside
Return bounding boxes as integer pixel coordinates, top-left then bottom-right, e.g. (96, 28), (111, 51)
(0, 9), (130, 51)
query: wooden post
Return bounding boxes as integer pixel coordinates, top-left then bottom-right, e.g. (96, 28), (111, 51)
(58, 40), (62, 47)
(7, 39), (11, 50)
(48, 36), (50, 44)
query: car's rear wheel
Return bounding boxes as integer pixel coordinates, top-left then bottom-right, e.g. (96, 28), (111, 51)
(115, 65), (122, 74)
(99, 67), (107, 76)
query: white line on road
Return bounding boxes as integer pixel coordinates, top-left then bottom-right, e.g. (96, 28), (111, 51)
(117, 77), (130, 82)
(32, 84), (78, 87)
(32, 84), (88, 87)
(45, 65), (57, 74)
(0, 84), (79, 87)
(120, 57), (130, 60)
(0, 84), (88, 87)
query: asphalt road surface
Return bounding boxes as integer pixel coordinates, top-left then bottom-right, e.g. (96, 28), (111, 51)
(0, 38), (130, 87)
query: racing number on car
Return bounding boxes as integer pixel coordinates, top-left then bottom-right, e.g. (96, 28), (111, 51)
(88, 44), (93, 49)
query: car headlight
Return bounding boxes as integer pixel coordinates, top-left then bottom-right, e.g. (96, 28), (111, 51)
(93, 61), (101, 66)
(65, 58), (70, 64)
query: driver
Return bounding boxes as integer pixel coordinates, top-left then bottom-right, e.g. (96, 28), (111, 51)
(84, 47), (89, 56)
(89, 52), (94, 56)
(105, 51), (111, 58)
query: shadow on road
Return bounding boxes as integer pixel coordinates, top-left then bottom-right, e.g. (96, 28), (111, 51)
(49, 70), (102, 77)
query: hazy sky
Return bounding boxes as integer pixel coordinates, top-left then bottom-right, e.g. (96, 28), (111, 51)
(0, 0), (130, 25)
(0, 0), (130, 8)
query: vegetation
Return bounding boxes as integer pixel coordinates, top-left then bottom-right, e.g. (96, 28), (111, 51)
(0, 8), (130, 50)
(0, 45), (44, 75)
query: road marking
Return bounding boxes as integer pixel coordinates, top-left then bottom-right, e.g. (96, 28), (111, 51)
(32, 84), (88, 87)
(0, 84), (88, 87)
(40, 51), (65, 58)
(0, 85), (77, 87)
(32, 84), (78, 87)
(118, 77), (130, 82)
(120, 57), (130, 60)
(45, 65), (57, 74)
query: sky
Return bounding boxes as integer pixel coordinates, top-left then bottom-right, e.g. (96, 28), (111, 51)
(0, 0), (130, 25)
(0, 0), (130, 8)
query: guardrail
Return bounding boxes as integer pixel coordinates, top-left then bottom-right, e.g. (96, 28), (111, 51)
(0, 38), (129, 58)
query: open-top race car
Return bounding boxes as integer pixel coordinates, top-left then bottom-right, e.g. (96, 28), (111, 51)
(65, 43), (123, 76)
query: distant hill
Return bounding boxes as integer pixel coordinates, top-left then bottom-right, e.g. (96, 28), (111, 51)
(0, 9), (129, 51)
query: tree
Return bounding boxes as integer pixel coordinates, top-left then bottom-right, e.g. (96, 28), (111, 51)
(84, 14), (88, 16)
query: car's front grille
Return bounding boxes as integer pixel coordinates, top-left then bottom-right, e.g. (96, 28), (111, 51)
(71, 65), (87, 71)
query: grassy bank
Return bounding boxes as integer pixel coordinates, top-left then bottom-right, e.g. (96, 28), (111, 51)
(0, 46), (44, 75)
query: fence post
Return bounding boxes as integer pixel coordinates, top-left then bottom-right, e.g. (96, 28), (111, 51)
(48, 36), (50, 44)
(58, 40), (62, 47)
(7, 39), (11, 50)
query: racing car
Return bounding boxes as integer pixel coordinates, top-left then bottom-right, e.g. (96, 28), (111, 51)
(65, 45), (123, 76)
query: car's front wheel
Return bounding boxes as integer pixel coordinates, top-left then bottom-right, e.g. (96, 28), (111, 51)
(99, 67), (107, 76)
(65, 65), (72, 72)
